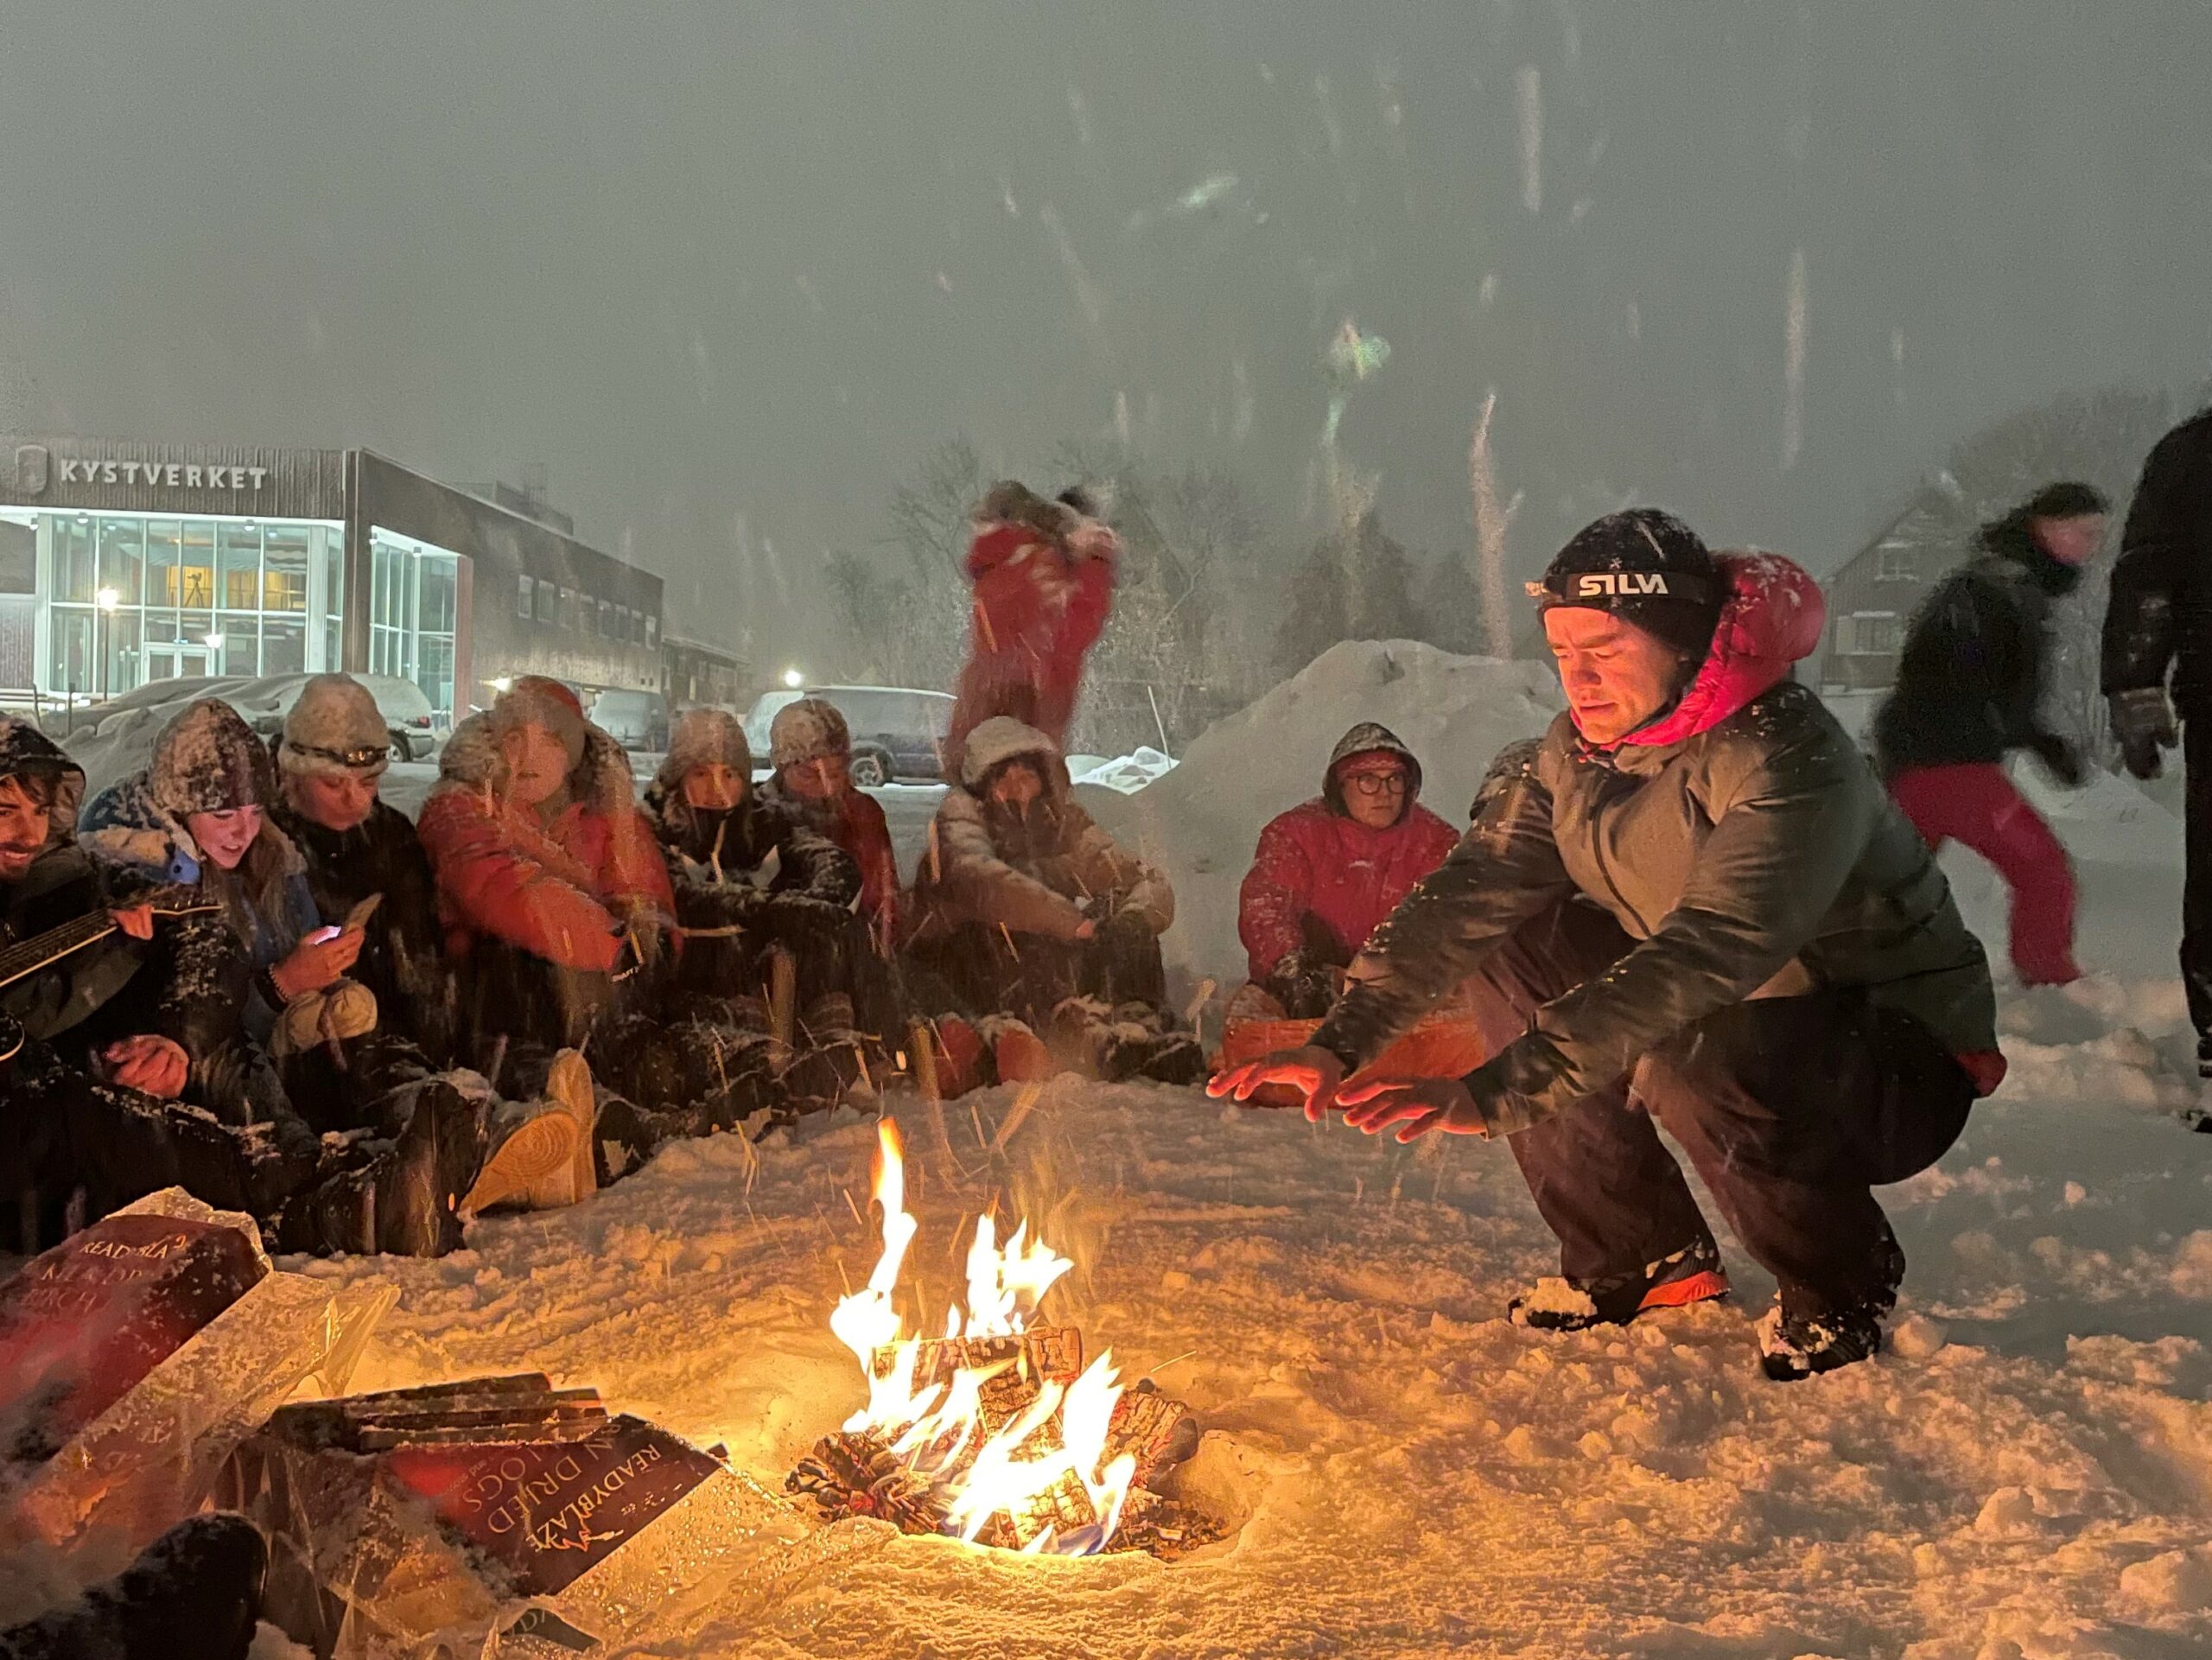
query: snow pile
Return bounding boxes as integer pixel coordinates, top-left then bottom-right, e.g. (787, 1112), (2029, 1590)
(1070, 746), (1178, 794)
(1088, 640), (1563, 981)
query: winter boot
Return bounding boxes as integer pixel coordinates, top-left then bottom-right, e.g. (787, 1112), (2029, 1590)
(0, 1512), (266, 1660)
(1757, 1298), (1885, 1381)
(1103, 1024), (1209, 1085)
(371, 1080), (484, 1256)
(459, 1054), (596, 1218)
(1508, 1239), (1730, 1332)
(990, 1021), (1056, 1084)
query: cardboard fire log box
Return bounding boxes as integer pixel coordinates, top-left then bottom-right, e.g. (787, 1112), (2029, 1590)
(220, 1375), (823, 1659)
(0, 1187), (391, 1604)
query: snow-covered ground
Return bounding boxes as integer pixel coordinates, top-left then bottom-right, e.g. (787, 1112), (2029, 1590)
(290, 727), (2212, 1658)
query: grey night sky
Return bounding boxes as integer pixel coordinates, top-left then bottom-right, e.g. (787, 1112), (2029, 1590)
(2, 1), (2207, 665)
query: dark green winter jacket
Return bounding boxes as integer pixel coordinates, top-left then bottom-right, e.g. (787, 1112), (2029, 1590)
(1314, 556), (1998, 1132)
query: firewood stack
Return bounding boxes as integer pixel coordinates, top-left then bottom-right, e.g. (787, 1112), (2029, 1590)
(786, 1331), (1210, 1557)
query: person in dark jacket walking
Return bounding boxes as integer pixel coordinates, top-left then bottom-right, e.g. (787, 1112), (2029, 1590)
(1236, 722), (1460, 1018)
(2103, 407), (2212, 1078)
(1214, 511), (2002, 1380)
(1874, 482), (2108, 986)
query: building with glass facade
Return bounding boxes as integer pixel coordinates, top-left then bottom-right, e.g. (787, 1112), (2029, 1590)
(0, 436), (665, 722)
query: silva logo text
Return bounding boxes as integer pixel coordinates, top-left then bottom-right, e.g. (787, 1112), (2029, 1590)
(1575, 572), (1670, 597)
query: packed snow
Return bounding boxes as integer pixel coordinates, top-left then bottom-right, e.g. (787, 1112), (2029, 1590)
(270, 660), (2211, 1658)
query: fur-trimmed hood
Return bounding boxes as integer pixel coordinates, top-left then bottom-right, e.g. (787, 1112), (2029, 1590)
(79, 766), (309, 892)
(957, 716), (1072, 798)
(429, 707), (640, 822)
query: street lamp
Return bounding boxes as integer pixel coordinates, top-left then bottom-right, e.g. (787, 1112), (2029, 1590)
(95, 587), (119, 702)
(781, 666), (804, 690)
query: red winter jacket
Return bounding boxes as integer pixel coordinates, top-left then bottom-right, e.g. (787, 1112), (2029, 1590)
(417, 716), (675, 974)
(946, 517), (1117, 770)
(1237, 723), (1461, 982)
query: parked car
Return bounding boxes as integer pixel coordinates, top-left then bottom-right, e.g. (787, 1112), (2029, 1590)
(588, 687), (671, 754)
(236, 674), (444, 761)
(742, 684), (955, 786)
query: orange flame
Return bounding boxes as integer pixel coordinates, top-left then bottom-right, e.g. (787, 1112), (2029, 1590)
(830, 1120), (1135, 1555)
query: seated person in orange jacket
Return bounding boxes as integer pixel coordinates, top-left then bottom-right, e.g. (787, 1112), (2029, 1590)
(1236, 722), (1460, 1019)
(417, 677), (674, 1088)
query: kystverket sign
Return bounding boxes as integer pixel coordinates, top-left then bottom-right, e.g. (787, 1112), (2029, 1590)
(54, 456), (270, 491)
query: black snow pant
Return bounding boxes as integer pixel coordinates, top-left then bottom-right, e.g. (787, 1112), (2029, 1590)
(1465, 900), (1977, 1320)
(18, 1042), (322, 1224)
(2182, 717), (2212, 1042)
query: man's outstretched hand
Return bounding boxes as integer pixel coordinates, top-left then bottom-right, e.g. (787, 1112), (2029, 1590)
(1206, 1044), (1346, 1123)
(1338, 1075), (1491, 1142)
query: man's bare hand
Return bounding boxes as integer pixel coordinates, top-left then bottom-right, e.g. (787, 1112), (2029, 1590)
(1205, 1044), (1347, 1123)
(1338, 1075), (1491, 1142)
(108, 903), (156, 940)
(102, 1034), (189, 1100)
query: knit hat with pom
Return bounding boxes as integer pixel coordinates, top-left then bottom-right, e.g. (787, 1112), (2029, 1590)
(279, 674), (391, 779)
(769, 697), (851, 770)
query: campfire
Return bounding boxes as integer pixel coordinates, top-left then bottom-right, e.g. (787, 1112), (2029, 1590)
(787, 1121), (1207, 1557)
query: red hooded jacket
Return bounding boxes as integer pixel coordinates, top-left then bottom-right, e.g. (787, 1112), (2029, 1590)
(416, 708), (675, 973)
(1238, 723), (1460, 982)
(945, 513), (1118, 770)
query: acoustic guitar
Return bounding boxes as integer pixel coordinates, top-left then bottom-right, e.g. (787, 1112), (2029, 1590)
(0, 887), (218, 1065)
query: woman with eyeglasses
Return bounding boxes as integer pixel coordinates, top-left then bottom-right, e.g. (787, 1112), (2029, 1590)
(1236, 722), (1459, 1019)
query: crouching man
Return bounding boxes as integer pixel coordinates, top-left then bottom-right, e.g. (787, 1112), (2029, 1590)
(1236, 722), (1459, 1018)
(906, 716), (1200, 1084)
(1213, 511), (2002, 1380)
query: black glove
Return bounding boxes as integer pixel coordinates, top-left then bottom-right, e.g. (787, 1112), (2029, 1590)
(766, 892), (854, 929)
(2028, 732), (2085, 789)
(2109, 688), (2179, 781)
(1094, 907), (1157, 954)
(1263, 951), (1338, 1019)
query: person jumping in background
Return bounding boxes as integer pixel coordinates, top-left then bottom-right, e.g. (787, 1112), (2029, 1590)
(1213, 510), (2001, 1381)
(1874, 482), (2108, 987)
(2103, 404), (2212, 1086)
(1236, 722), (1459, 1019)
(942, 481), (1119, 779)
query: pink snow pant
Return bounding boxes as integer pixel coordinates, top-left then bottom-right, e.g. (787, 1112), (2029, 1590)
(1887, 762), (2080, 985)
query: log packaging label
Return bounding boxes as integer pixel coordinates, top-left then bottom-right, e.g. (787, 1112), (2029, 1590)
(0, 1215), (265, 1462)
(386, 1415), (722, 1596)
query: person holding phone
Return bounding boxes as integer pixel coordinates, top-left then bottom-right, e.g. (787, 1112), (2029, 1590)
(77, 697), (493, 1256)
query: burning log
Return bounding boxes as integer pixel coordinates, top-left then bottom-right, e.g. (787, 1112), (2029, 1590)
(791, 1121), (1211, 1558)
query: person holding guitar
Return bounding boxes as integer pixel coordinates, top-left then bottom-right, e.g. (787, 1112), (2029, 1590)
(67, 700), (494, 1256)
(0, 716), (232, 1247)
